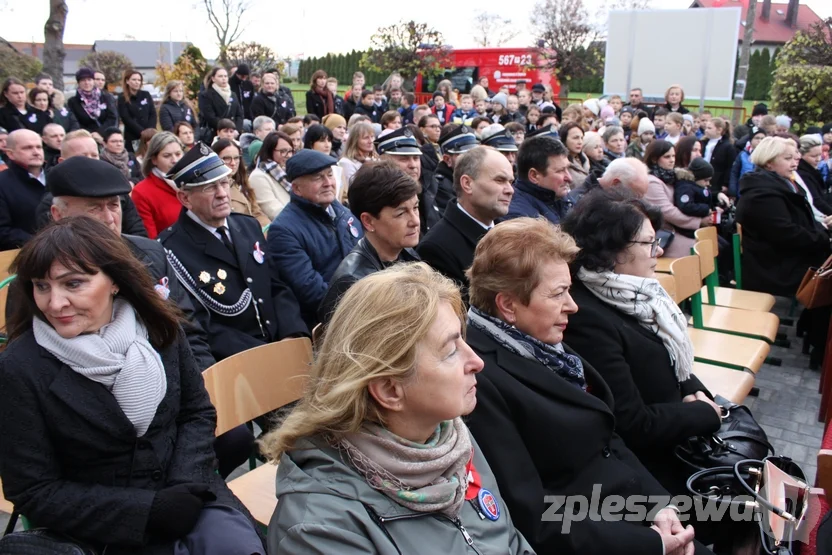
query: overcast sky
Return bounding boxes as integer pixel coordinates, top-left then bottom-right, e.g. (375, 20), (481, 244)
(1, 0), (830, 59)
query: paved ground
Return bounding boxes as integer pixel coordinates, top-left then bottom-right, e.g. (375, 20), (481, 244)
(1, 296), (826, 534)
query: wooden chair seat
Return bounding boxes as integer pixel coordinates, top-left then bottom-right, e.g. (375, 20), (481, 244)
(688, 328), (770, 373)
(692, 362), (755, 404)
(701, 286), (776, 312)
(691, 305), (780, 343)
(656, 257), (676, 274)
(227, 463), (278, 527)
(0, 478), (14, 514)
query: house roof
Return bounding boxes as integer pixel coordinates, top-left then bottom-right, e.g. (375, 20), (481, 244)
(689, 0), (826, 44)
(92, 40), (191, 68)
(8, 42), (92, 77)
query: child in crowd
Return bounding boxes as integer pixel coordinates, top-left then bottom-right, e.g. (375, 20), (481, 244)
(215, 118), (238, 142)
(607, 94), (623, 115)
(373, 85), (388, 113)
(505, 121), (525, 145)
(619, 107), (634, 139)
(504, 95), (525, 124)
(674, 158), (714, 232)
(517, 89), (532, 118)
(388, 88), (402, 111)
(489, 93), (508, 124)
(526, 105), (540, 132)
(538, 111), (559, 130)
(664, 112), (684, 145)
(452, 95), (478, 125)
(475, 98), (488, 116)
(431, 92), (453, 125)
(698, 110), (712, 137)
(399, 92), (415, 125)
(682, 114), (695, 137)
(625, 117), (655, 160)
(653, 108), (669, 140)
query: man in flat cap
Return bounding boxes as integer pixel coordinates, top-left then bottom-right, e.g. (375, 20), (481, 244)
(159, 142), (308, 361)
(376, 127), (440, 235)
(434, 124), (479, 213)
(268, 149), (362, 328)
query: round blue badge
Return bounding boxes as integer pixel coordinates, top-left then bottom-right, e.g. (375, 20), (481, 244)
(478, 488), (500, 521)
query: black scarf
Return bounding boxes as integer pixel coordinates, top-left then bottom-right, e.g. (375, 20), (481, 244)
(651, 166), (677, 185)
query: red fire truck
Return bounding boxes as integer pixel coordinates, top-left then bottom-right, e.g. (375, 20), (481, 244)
(413, 47), (557, 104)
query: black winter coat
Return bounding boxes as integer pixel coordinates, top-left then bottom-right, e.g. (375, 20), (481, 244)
(797, 158), (832, 215)
(434, 161), (456, 216)
(737, 168), (830, 297)
(465, 326), (711, 555)
(0, 327), (254, 553)
(250, 92), (292, 125)
(353, 102), (381, 123)
(564, 280), (721, 495)
(158, 99), (196, 132)
(117, 91), (157, 149)
(318, 238), (419, 324)
(701, 136), (737, 194)
(343, 98), (358, 122)
(0, 104), (51, 134)
(229, 74), (255, 120)
(419, 168), (442, 236)
(67, 90), (119, 135)
(197, 87), (243, 138)
(305, 89), (334, 119)
(0, 163), (47, 250)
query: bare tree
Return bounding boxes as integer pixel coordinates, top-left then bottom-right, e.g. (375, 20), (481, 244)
(43, 0), (68, 91)
(202, 0), (251, 65)
(472, 12), (521, 47)
(531, 0), (602, 98)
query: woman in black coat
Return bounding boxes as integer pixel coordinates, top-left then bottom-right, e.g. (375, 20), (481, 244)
(561, 190), (722, 498)
(158, 80), (197, 132)
(117, 70), (157, 152)
(198, 66), (244, 143)
(0, 77), (51, 134)
(700, 117), (737, 194)
(0, 218), (263, 554)
(305, 69), (335, 119)
(797, 134), (832, 214)
(66, 67), (119, 138)
(250, 72), (292, 125)
(464, 217), (710, 555)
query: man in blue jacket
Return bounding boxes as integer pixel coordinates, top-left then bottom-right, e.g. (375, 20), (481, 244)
(268, 150), (362, 328)
(507, 135), (573, 224)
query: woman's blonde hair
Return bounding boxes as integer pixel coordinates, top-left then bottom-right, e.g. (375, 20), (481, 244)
(664, 84), (685, 104)
(161, 80), (194, 112)
(562, 104), (586, 131)
(51, 90), (66, 109)
(582, 131), (604, 154)
(467, 217), (579, 318)
(261, 262), (464, 461)
(344, 122), (377, 161)
(470, 85), (488, 102)
(750, 136), (795, 168)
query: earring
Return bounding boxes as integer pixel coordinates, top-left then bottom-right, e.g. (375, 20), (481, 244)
(112, 289), (119, 296)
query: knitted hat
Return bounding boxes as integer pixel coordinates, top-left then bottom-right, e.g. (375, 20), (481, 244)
(600, 105), (615, 122)
(490, 93), (507, 109)
(235, 64), (250, 76)
(637, 117), (656, 135)
(689, 158), (714, 181)
(823, 123), (832, 136)
(75, 67), (95, 82)
(806, 126), (822, 135)
(583, 98), (600, 117)
(322, 113), (347, 131)
(775, 115), (792, 128)
(683, 113), (694, 124)
(752, 103), (768, 117)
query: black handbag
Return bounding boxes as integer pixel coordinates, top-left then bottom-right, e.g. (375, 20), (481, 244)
(0, 529), (97, 554)
(676, 395), (773, 471)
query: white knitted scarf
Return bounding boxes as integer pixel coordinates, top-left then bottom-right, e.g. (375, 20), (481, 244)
(577, 268), (693, 382)
(33, 298), (167, 436)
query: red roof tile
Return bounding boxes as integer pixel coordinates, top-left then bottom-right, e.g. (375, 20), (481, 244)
(690, 0), (826, 44)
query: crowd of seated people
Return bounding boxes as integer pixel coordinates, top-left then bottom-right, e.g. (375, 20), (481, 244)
(1, 68), (832, 554)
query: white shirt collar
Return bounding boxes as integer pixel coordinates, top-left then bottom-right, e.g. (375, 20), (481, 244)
(30, 171), (46, 186)
(186, 210), (229, 241)
(457, 202), (493, 230)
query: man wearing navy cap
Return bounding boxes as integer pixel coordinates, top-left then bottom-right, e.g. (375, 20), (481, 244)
(480, 124), (519, 165)
(159, 142), (308, 361)
(376, 127), (441, 234)
(268, 149), (362, 328)
(435, 124), (479, 213)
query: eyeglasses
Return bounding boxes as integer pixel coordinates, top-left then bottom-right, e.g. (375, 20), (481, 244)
(194, 178), (232, 195)
(274, 148), (293, 157)
(221, 155), (241, 163)
(631, 238), (661, 257)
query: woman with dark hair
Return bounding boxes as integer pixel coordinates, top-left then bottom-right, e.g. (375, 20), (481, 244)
(674, 135), (702, 169)
(700, 117), (736, 194)
(303, 123), (334, 155)
(562, 189), (721, 498)
(318, 161), (421, 323)
(173, 121), (195, 151)
(249, 130), (294, 220)
(560, 122), (589, 185)
(100, 127), (143, 185)
(0, 217), (264, 554)
(198, 66), (243, 144)
(25, 87), (53, 135)
(0, 78), (50, 133)
(158, 80), (196, 132)
(305, 70), (335, 119)
(66, 67), (119, 139)
(643, 140), (707, 258)
(118, 70), (157, 152)
(212, 138), (269, 228)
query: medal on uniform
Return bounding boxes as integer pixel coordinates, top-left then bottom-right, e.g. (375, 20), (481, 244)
(154, 277), (170, 300)
(347, 216), (359, 238)
(477, 489), (500, 521)
(217, 269), (227, 280)
(199, 271), (211, 284)
(253, 241), (265, 264)
(213, 282), (226, 295)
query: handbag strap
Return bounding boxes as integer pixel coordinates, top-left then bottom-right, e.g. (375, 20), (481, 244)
(714, 431), (774, 455)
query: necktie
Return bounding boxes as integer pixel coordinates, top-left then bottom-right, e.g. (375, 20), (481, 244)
(217, 225), (235, 255)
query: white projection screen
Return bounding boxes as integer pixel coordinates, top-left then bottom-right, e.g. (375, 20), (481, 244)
(604, 8), (742, 100)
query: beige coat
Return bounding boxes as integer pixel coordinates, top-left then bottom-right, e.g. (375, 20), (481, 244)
(568, 155), (590, 187)
(248, 167), (291, 220)
(229, 183), (271, 228)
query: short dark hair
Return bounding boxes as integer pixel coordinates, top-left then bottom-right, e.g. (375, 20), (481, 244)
(439, 123), (460, 143)
(653, 107), (669, 118)
(360, 90), (374, 102)
(471, 116), (491, 130)
(674, 136), (700, 168)
(9, 217), (183, 347)
(372, 84), (383, 92)
(561, 188), (663, 273)
(380, 110), (401, 129)
(403, 92), (415, 105)
(217, 118), (236, 132)
(257, 131), (294, 165)
(517, 136), (567, 181)
(303, 124), (333, 149)
(558, 121), (584, 144)
(348, 161), (420, 226)
(101, 127), (123, 142)
(643, 140), (674, 168)
(302, 113), (321, 126)
(35, 72), (53, 83)
(539, 114), (559, 127)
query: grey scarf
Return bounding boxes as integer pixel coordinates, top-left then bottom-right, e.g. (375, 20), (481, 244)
(33, 298), (167, 436)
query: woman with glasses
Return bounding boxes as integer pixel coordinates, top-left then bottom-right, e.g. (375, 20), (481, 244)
(132, 132), (186, 238)
(561, 189), (722, 502)
(213, 139), (270, 227)
(249, 131), (294, 220)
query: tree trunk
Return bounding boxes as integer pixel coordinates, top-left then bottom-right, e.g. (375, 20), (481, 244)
(43, 0), (68, 91)
(559, 83), (570, 103)
(732, 0), (756, 128)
